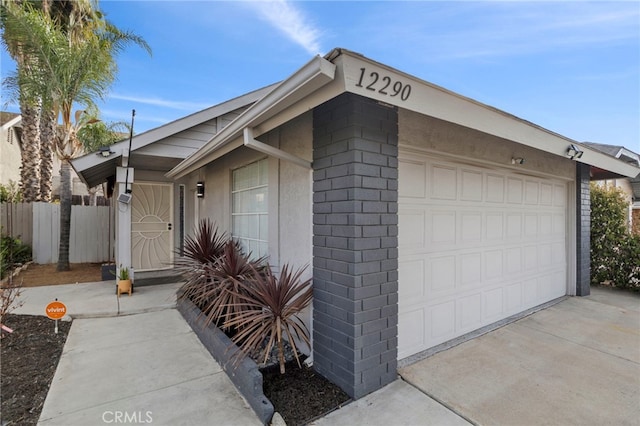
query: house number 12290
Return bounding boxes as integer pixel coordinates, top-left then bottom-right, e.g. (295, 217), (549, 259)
(355, 67), (412, 101)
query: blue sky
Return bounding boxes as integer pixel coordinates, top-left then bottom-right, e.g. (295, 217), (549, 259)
(2, 1), (639, 153)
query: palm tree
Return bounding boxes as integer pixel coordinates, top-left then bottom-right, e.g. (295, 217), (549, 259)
(1, 0), (43, 202)
(2, 2), (150, 270)
(1, 0), (92, 202)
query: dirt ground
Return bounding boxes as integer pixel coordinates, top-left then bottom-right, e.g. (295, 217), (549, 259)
(1, 314), (72, 425)
(6, 263), (104, 287)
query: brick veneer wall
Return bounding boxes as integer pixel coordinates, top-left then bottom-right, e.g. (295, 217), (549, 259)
(312, 93), (399, 399)
(576, 163), (590, 296)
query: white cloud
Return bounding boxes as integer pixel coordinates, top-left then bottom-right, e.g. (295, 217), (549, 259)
(109, 94), (211, 111)
(249, 0), (322, 55)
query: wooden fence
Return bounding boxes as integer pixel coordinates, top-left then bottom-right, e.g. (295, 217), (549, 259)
(1, 202), (114, 264)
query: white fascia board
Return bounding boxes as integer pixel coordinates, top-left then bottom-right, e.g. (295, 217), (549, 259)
(167, 55), (336, 179)
(337, 51), (640, 178)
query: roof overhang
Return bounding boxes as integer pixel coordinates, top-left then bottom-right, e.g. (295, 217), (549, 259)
(168, 48), (640, 181)
(167, 55), (337, 179)
(71, 84), (277, 188)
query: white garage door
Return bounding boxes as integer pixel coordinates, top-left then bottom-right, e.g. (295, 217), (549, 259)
(398, 150), (568, 359)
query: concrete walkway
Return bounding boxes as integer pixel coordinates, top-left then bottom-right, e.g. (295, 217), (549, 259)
(15, 281), (468, 426)
(400, 287), (640, 426)
(14, 281), (638, 426)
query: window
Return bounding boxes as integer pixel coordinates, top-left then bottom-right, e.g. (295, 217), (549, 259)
(232, 159), (268, 259)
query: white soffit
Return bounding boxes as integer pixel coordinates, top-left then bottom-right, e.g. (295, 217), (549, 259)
(167, 55), (337, 179)
(336, 51), (640, 178)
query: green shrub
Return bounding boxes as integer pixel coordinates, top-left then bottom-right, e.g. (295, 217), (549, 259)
(590, 183), (640, 291)
(0, 234), (32, 279)
(0, 181), (22, 203)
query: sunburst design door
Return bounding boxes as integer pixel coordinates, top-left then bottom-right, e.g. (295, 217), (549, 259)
(131, 183), (173, 271)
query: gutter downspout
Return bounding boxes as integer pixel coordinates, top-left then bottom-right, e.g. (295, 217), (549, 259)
(243, 128), (312, 169)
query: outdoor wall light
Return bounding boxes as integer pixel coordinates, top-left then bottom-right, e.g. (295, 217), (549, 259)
(511, 157), (525, 165)
(196, 181), (205, 198)
(566, 144), (584, 160)
(97, 146), (115, 157)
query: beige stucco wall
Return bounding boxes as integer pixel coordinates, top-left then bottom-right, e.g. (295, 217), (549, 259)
(399, 109), (576, 181)
(194, 112), (313, 273)
(0, 126), (22, 185)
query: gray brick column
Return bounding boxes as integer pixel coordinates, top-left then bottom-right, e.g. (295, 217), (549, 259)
(312, 93), (398, 399)
(576, 163), (590, 296)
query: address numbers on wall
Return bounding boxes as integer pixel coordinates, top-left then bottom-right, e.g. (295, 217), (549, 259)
(355, 67), (412, 101)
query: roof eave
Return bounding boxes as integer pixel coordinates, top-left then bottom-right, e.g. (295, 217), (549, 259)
(166, 55), (337, 179)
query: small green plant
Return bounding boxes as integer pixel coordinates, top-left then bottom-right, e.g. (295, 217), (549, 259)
(117, 265), (129, 280)
(224, 264), (313, 374)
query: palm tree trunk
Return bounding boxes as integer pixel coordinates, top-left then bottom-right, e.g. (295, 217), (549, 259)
(57, 159), (72, 271)
(39, 108), (56, 202)
(19, 101), (41, 202)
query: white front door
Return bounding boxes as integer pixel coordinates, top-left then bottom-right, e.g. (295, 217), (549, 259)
(398, 150), (568, 359)
(131, 182), (173, 271)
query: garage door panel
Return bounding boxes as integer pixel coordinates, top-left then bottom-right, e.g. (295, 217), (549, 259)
(486, 174), (505, 202)
(431, 165), (457, 200)
(460, 253), (482, 286)
(430, 255), (456, 294)
(506, 247), (522, 274)
(523, 278), (539, 307)
(398, 308), (425, 358)
(399, 258), (425, 303)
(398, 209), (425, 249)
(430, 300), (456, 340)
(460, 212), (483, 242)
(399, 159), (427, 198)
(399, 150), (569, 359)
(486, 212), (504, 241)
(457, 293), (482, 332)
(506, 282), (524, 313)
(484, 249), (504, 280)
(431, 210), (456, 245)
(507, 177), (524, 204)
(506, 213), (523, 239)
(483, 287), (504, 321)
(554, 184), (566, 206)
(524, 180), (540, 204)
(461, 169), (483, 201)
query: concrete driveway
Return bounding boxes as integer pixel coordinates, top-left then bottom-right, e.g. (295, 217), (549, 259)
(399, 287), (640, 426)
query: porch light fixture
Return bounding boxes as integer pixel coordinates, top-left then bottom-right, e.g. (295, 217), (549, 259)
(566, 144), (584, 160)
(511, 157), (525, 165)
(97, 146), (115, 157)
(196, 181), (205, 198)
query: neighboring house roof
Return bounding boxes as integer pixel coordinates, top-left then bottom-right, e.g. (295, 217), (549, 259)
(0, 111), (20, 127)
(584, 142), (640, 185)
(71, 83), (278, 188)
(167, 48), (640, 181)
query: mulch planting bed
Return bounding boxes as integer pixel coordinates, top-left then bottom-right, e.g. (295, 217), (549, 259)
(1, 314), (72, 426)
(261, 359), (350, 426)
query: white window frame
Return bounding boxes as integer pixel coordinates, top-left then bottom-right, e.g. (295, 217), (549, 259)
(231, 158), (269, 259)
